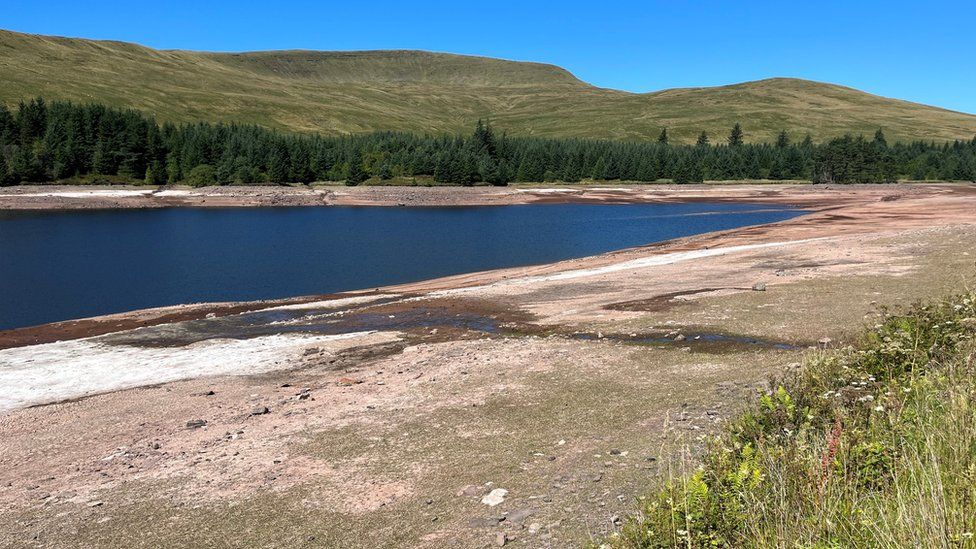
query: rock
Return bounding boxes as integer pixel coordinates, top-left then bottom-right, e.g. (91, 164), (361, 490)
(506, 508), (534, 525)
(818, 337), (833, 348)
(467, 516), (501, 528)
(250, 406), (270, 416)
(673, 334), (686, 342)
(609, 448), (622, 455)
(611, 515), (622, 525)
(495, 532), (510, 546)
(336, 377), (362, 386)
(186, 419), (207, 429)
(481, 488), (508, 507)
(458, 485), (482, 497)
(87, 501), (103, 508)
(752, 282), (767, 291)
(528, 522), (543, 534)
(297, 388), (312, 400)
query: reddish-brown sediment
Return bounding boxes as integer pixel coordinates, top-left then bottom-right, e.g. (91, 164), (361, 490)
(2, 183), (975, 548)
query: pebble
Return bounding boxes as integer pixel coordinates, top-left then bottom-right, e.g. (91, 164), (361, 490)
(505, 508), (534, 525)
(250, 406), (270, 416)
(186, 419), (207, 429)
(481, 488), (508, 506)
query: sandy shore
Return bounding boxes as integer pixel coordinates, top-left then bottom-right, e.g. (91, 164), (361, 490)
(2, 183), (975, 547)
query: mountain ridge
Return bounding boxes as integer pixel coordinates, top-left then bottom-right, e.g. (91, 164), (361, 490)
(2, 29), (976, 143)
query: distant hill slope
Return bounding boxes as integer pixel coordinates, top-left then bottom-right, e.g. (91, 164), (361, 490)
(3, 29), (976, 143)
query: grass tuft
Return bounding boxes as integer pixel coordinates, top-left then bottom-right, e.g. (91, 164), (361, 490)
(606, 287), (976, 548)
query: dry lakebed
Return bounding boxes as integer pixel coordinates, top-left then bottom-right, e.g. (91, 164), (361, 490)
(1, 183), (975, 548)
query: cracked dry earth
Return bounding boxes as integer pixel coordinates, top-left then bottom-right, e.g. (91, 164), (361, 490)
(1, 184), (975, 548)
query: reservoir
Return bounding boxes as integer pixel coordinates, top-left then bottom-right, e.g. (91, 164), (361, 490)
(0, 203), (805, 329)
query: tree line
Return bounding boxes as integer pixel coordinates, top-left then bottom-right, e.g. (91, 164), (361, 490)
(1, 98), (975, 186)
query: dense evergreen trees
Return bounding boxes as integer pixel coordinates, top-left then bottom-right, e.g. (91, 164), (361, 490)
(1, 98), (974, 187)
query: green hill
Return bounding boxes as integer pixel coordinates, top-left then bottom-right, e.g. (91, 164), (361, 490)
(3, 29), (975, 143)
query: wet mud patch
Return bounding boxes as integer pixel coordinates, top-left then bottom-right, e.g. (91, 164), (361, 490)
(605, 287), (745, 313)
(569, 330), (804, 352)
(100, 297), (535, 348)
(507, 323), (805, 353)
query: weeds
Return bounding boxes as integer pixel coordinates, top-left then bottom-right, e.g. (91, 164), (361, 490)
(608, 289), (976, 548)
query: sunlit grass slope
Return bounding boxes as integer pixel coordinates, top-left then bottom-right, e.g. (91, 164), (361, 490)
(3, 29), (976, 143)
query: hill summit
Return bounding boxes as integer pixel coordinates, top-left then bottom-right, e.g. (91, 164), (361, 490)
(2, 29), (975, 143)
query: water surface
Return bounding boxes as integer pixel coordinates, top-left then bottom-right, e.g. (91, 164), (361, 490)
(0, 203), (805, 329)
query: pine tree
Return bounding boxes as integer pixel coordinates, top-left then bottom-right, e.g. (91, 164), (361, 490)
(696, 131), (709, 146)
(776, 130), (790, 148)
(874, 128), (888, 148)
(267, 143), (289, 184)
(346, 153), (368, 185)
(728, 123), (744, 146)
(472, 119), (497, 158)
(0, 153), (12, 186)
(657, 128), (669, 145)
(591, 157), (606, 180)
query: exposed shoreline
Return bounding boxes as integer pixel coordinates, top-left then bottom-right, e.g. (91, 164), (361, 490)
(2, 182), (973, 351)
(3, 182), (976, 547)
(0, 181), (955, 210)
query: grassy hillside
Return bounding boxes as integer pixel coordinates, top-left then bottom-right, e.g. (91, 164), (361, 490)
(3, 29), (976, 143)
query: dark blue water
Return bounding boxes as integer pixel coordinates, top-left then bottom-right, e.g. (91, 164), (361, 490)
(0, 203), (804, 330)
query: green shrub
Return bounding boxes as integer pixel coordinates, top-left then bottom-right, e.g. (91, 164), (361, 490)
(609, 290), (976, 548)
(185, 164), (216, 187)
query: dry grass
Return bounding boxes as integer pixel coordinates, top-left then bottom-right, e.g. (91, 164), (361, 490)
(3, 29), (976, 143)
(607, 288), (976, 548)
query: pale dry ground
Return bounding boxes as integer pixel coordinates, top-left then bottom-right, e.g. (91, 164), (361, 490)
(0, 181), (951, 210)
(1, 184), (975, 548)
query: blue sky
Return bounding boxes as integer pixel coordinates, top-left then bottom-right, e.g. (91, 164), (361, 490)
(4, 0), (975, 114)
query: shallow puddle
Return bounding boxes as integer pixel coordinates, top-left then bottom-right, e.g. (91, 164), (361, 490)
(569, 331), (802, 352)
(101, 298), (520, 348)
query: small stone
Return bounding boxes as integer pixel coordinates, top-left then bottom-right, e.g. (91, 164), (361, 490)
(495, 532), (509, 546)
(818, 337), (833, 348)
(506, 508), (534, 525)
(609, 448), (622, 456)
(467, 516), (501, 528)
(185, 419), (207, 429)
(88, 501), (103, 508)
(673, 334), (686, 342)
(752, 282), (767, 292)
(481, 488), (508, 506)
(336, 377), (362, 386)
(457, 485), (482, 497)
(528, 522), (543, 534)
(250, 406), (270, 416)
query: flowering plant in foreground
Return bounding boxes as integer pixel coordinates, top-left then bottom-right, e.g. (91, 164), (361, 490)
(607, 288), (976, 548)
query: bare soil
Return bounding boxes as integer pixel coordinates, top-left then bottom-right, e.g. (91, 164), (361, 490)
(1, 183), (975, 548)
